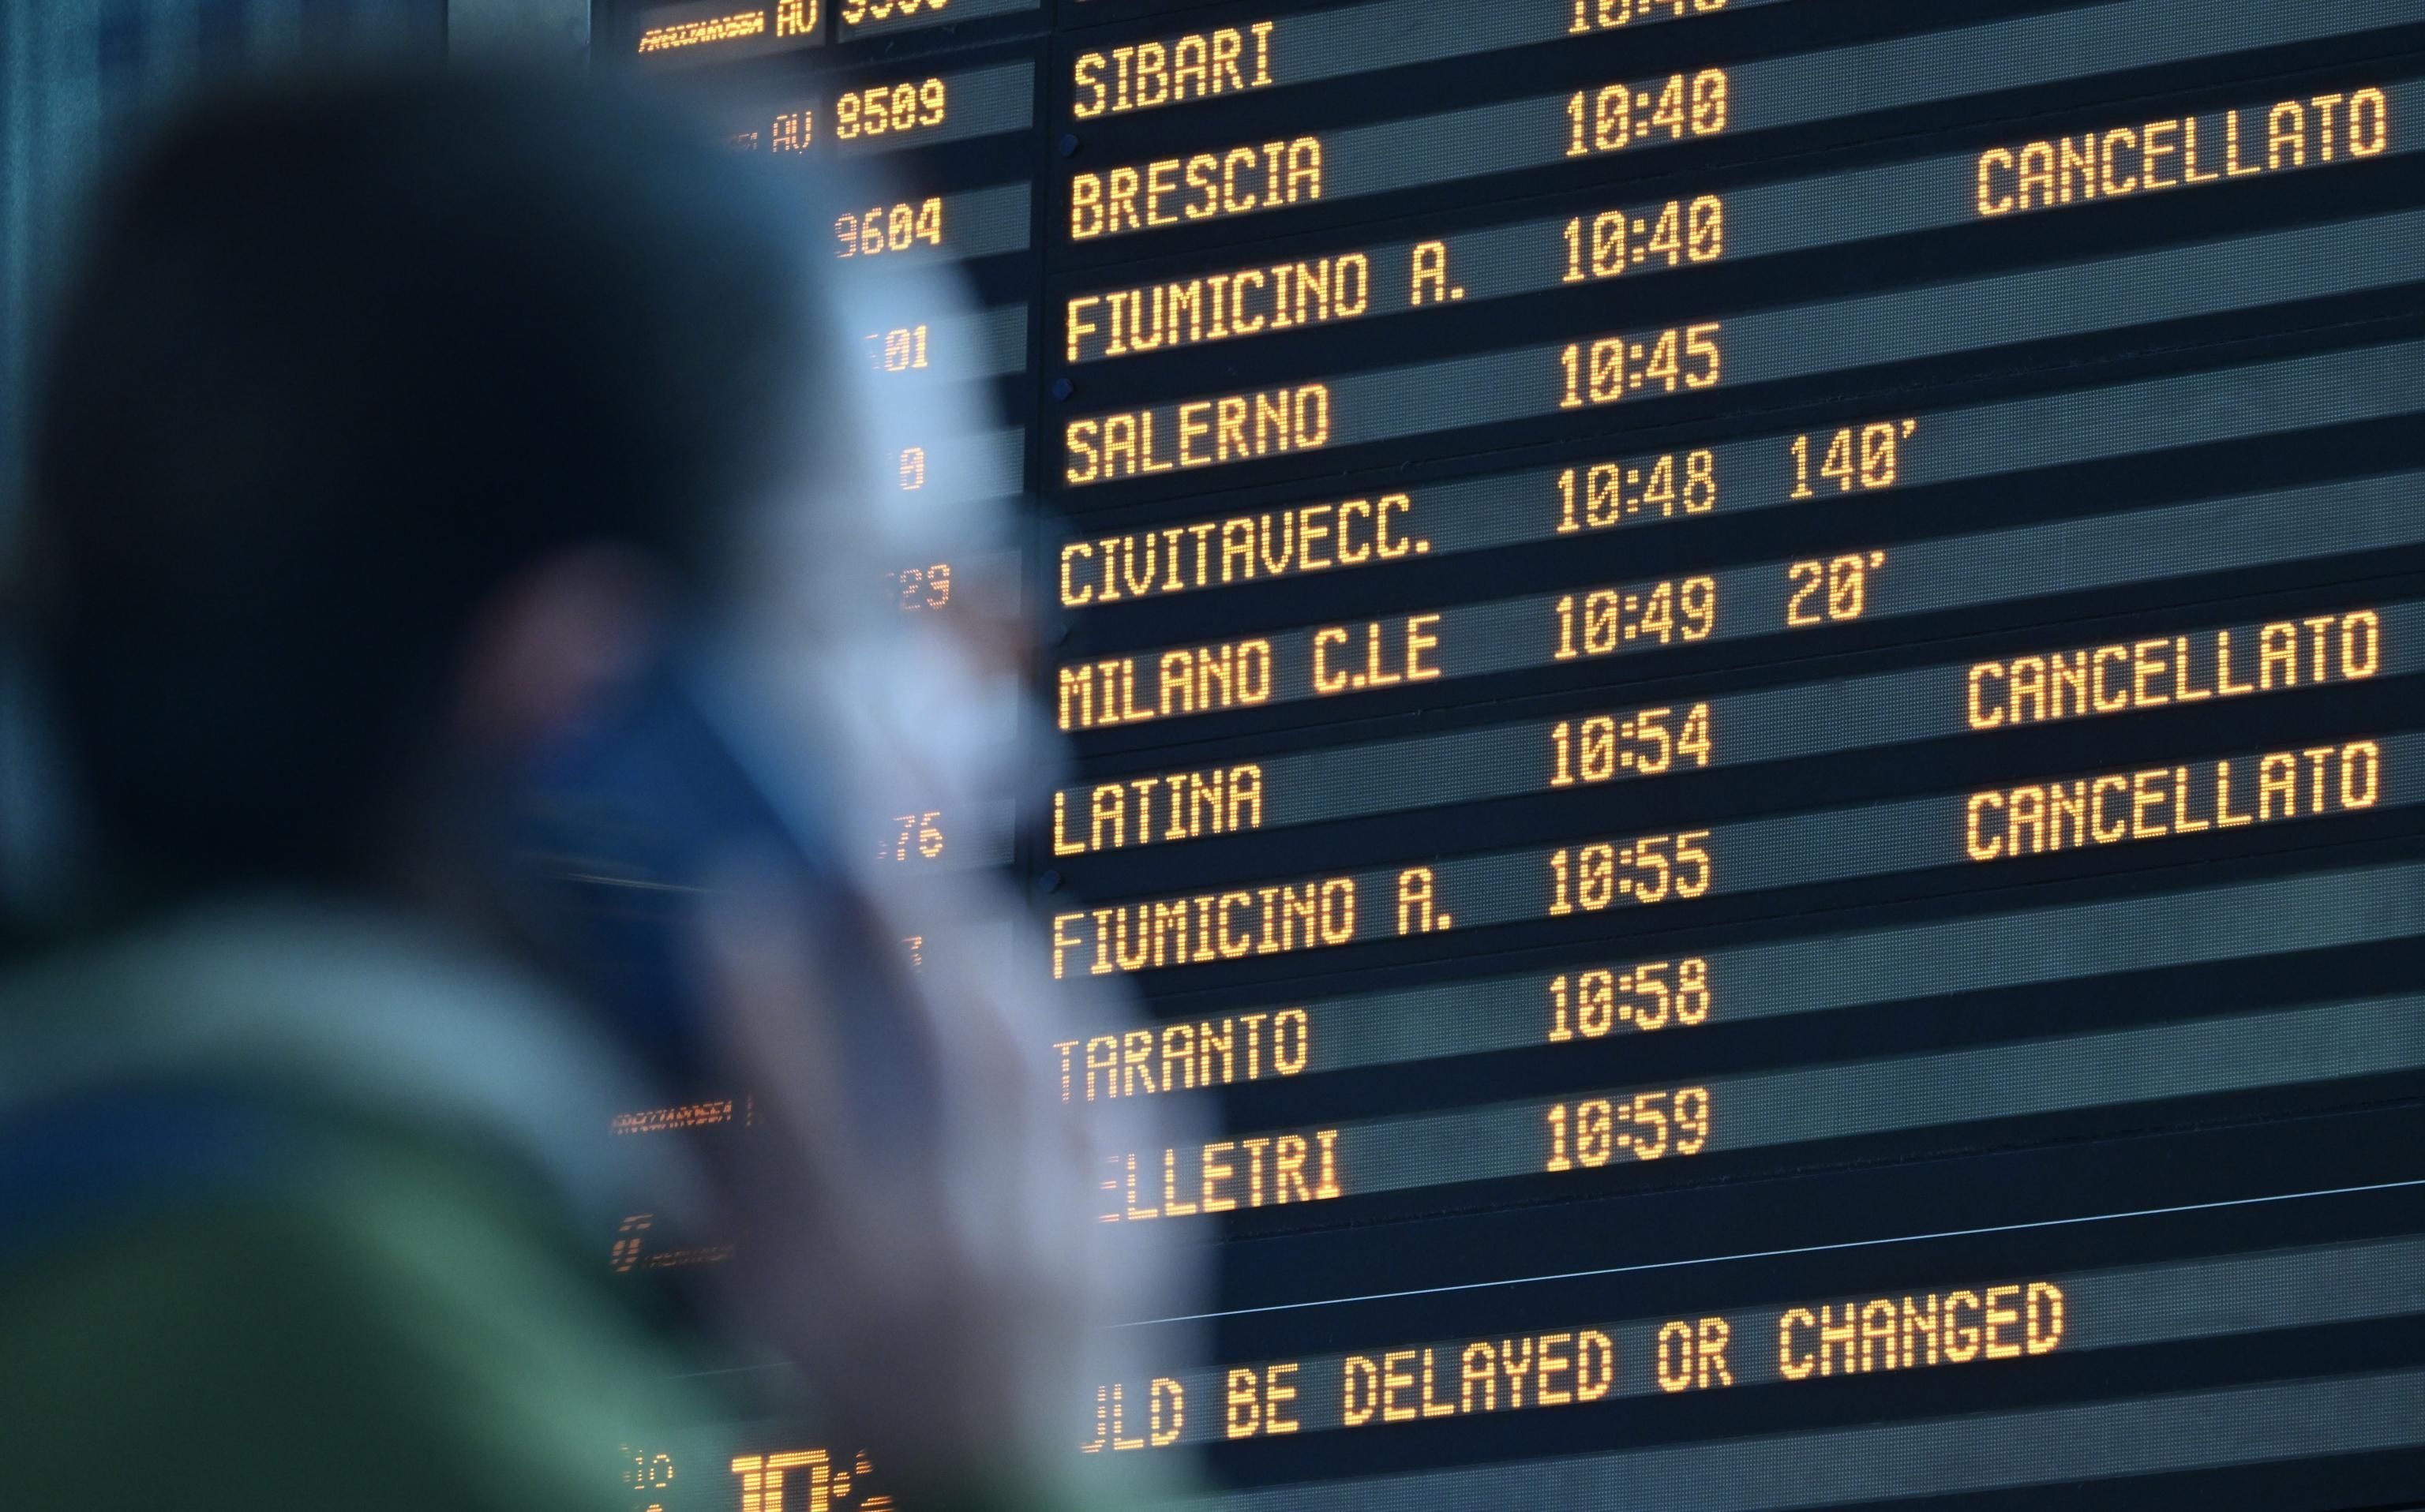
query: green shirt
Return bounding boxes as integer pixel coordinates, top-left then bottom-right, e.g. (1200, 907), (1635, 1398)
(0, 899), (718, 1510)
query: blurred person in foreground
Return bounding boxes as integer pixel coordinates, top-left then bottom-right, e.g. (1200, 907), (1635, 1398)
(0, 69), (1192, 1510)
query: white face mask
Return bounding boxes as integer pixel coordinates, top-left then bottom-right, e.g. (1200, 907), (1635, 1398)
(713, 222), (1036, 912)
(688, 208), (1207, 1439)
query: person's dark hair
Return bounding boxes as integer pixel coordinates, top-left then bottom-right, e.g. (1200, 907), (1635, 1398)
(28, 68), (815, 886)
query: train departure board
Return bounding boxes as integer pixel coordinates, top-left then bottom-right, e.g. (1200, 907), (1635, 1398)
(598, 1), (2425, 1506)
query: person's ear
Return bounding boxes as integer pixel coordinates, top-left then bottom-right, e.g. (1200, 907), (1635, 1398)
(454, 545), (667, 754)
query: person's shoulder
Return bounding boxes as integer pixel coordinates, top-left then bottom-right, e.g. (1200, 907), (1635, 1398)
(0, 896), (713, 1510)
(0, 893), (692, 1255)
(0, 1125), (691, 1511)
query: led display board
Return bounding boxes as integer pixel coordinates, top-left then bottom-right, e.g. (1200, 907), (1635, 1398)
(599, 1), (2425, 1505)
